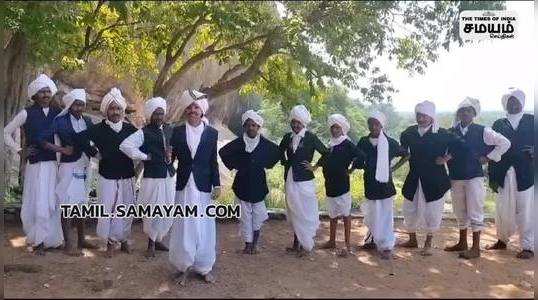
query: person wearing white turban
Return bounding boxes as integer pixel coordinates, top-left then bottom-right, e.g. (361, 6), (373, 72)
(279, 105), (328, 256)
(486, 88), (534, 259)
(219, 109), (281, 255)
(50, 88), (100, 255)
(169, 89), (221, 284)
(397, 100), (465, 256)
(314, 114), (362, 257)
(354, 111), (407, 259)
(120, 96), (175, 258)
(3, 74), (65, 254)
(444, 97), (511, 259)
(75, 87), (138, 257)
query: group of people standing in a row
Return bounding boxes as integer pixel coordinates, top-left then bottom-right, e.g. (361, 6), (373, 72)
(4, 74), (534, 285)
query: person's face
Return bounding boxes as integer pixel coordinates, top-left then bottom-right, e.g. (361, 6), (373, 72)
(185, 102), (203, 124)
(330, 124), (343, 138)
(506, 96), (522, 114)
(106, 101), (123, 123)
(456, 106), (475, 126)
(69, 100), (86, 119)
(367, 118), (382, 137)
(290, 119), (304, 134)
(32, 87), (52, 106)
(243, 119), (260, 138)
(416, 112), (433, 128)
(150, 107), (165, 127)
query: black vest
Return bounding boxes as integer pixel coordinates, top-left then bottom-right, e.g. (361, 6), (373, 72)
(447, 124), (494, 180)
(488, 114), (534, 192)
(279, 131), (329, 182)
(320, 139), (362, 197)
(140, 124), (175, 178)
(219, 136), (281, 203)
(23, 105), (60, 164)
(54, 113), (94, 163)
(400, 126), (463, 202)
(355, 135), (406, 200)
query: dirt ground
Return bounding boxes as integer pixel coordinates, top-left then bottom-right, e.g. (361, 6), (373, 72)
(3, 215), (534, 298)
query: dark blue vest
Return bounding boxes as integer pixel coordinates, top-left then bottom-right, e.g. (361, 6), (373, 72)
(53, 113), (94, 163)
(320, 139), (362, 197)
(24, 105), (60, 164)
(447, 123), (494, 180)
(140, 124), (175, 178)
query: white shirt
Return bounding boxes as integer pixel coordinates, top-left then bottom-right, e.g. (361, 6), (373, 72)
(119, 129), (149, 161)
(186, 121), (205, 158)
(417, 124), (432, 137)
(291, 128), (306, 153)
(70, 114), (87, 133)
(243, 133), (260, 153)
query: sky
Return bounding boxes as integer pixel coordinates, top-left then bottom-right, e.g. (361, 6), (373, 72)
(348, 1), (535, 112)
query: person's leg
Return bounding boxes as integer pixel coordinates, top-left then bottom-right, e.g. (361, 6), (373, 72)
(515, 186), (534, 259)
(146, 238), (156, 258)
(445, 180), (469, 251)
(400, 196), (419, 248)
(374, 197), (395, 259)
(239, 200), (254, 254)
(76, 218), (97, 249)
(64, 218), (82, 256)
(321, 218), (337, 249)
(422, 195), (445, 256)
(487, 170), (518, 250)
(459, 178), (486, 259)
(250, 201), (268, 254)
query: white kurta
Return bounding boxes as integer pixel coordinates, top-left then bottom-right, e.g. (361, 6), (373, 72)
(119, 129), (175, 242)
(326, 192), (352, 219)
(169, 122), (216, 275)
(237, 198), (268, 243)
(495, 167), (534, 251)
(402, 180), (446, 234)
(285, 168), (320, 251)
(56, 115), (90, 206)
(362, 196), (395, 251)
(96, 176), (135, 243)
(450, 125), (511, 232)
(5, 108), (63, 248)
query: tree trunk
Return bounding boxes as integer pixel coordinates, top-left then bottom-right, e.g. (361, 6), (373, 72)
(1, 31), (29, 190)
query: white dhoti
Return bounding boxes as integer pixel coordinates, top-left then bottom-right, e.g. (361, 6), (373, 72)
(285, 168), (320, 251)
(21, 161), (64, 248)
(169, 175), (216, 275)
(362, 197), (395, 251)
(403, 180), (446, 234)
(326, 192), (352, 219)
(56, 157), (89, 206)
(495, 167), (534, 251)
(450, 177), (485, 232)
(237, 198), (268, 243)
(96, 176), (135, 242)
(138, 175), (175, 242)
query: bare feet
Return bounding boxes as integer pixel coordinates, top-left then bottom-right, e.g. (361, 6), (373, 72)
(486, 240), (507, 250)
(286, 245), (299, 253)
(105, 242), (114, 258)
(358, 241), (377, 251)
(296, 247), (309, 258)
(398, 239), (418, 248)
(242, 243), (252, 254)
(34, 243), (45, 256)
(203, 272), (216, 284)
(320, 240), (336, 250)
(144, 248), (156, 259)
(65, 242), (83, 257)
(175, 267), (191, 286)
(420, 247), (433, 256)
(458, 248), (480, 259)
(249, 245), (259, 255)
(420, 234), (433, 256)
(516, 250), (534, 259)
(155, 242), (169, 252)
(120, 241), (132, 254)
(380, 250), (392, 260)
(444, 242), (468, 252)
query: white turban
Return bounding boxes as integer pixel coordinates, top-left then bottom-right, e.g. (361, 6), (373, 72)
(289, 104), (311, 126)
(415, 100), (439, 133)
(58, 88), (86, 117)
(28, 74), (58, 99)
(241, 110), (264, 127)
(327, 114), (350, 135)
(181, 89), (209, 114)
(368, 111), (387, 128)
(368, 111), (389, 183)
(454, 97), (480, 127)
(144, 97), (167, 121)
(501, 87), (525, 111)
(100, 87), (127, 115)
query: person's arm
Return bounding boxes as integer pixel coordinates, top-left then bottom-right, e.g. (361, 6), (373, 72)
(119, 130), (149, 161)
(74, 126), (99, 158)
(40, 119), (73, 155)
(278, 134), (289, 166)
(265, 139), (282, 169)
(440, 129), (465, 165)
(392, 131), (410, 171)
(4, 110), (27, 154)
(309, 134), (329, 170)
(350, 142), (365, 174)
(210, 133), (221, 188)
(218, 140), (239, 171)
(482, 127), (511, 163)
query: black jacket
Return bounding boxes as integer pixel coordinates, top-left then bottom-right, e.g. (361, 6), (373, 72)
(170, 124), (220, 192)
(318, 139), (363, 197)
(219, 136), (281, 203)
(279, 131), (329, 182)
